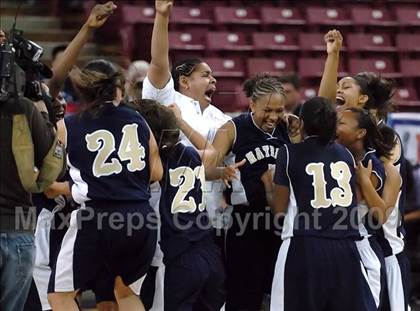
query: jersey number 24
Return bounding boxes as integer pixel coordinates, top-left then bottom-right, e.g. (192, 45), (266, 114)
(85, 124), (146, 177)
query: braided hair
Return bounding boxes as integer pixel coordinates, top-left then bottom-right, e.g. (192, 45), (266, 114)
(242, 73), (286, 103)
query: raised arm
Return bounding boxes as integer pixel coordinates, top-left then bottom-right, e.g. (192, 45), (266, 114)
(48, 1), (116, 98)
(148, 0), (173, 89)
(318, 29), (343, 102)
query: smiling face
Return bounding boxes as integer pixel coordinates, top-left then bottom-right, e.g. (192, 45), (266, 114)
(336, 110), (365, 149)
(336, 77), (368, 113)
(179, 62), (216, 108)
(250, 93), (285, 132)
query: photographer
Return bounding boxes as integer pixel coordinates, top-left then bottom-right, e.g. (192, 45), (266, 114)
(0, 3), (115, 310)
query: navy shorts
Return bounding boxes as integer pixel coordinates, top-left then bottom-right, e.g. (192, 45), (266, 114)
(163, 237), (225, 311)
(271, 236), (377, 311)
(224, 206), (281, 310)
(49, 202), (157, 294)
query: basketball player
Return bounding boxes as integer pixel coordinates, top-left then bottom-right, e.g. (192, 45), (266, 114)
(319, 30), (411, 311)
(47, 59), (163, 311)
(206, 74), (290, 310)
(270, 96), (377, 311)
(136, 99), (225, 311)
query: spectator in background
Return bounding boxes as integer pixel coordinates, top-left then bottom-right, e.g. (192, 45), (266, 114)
(0, 29), (6, 44)
(278, 73), (302, 115)
(125, 60), (150, 101)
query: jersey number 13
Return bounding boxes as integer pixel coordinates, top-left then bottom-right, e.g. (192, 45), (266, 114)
(305, 161), (353, 209)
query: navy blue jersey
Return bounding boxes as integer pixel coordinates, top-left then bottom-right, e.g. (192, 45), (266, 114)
(228, 113), (290, 208)
(159, 143), (212, 262)
(65, 103), (151, 206)
(274, 137), (360, 239)
(33, 171), (73, 214)
(358, 150), (386, 237)
(376, 132), (406, 256)
(362, 150), (386, 197)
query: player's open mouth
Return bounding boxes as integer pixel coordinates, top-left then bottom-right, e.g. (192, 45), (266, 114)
(265, 121), (275, 129)
(204, 89), (215, 101)
(336, 95), (345, 106)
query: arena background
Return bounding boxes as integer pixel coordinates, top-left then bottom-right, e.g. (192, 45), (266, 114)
(1, 0), (419, 310)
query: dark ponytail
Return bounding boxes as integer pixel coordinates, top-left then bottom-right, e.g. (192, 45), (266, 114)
(346, 107), (396, 159)
(133, 99), (180, 155)
(353, 72), (394, 120)
(300, 97), (337, 145)
(70, 59), (124, 115)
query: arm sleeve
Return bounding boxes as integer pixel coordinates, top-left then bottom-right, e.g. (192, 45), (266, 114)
(30, 105), (56, 168)
(274, 145), (290, 187)
(142, 75), (176, 105)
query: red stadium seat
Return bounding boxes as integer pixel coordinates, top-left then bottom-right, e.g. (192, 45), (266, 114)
(211, 82), (248, 112)
(121, 5), (155, 24)
(393, 87), (420, 106)
(351, 7), (397, 27)
(299, 33), (339, 52)
(247, 57), (296, 76)
(169, 31), (206, 52)
(260, 7), (306, 26)
(202, 58), (245, 78)
(347, 33), (396, 52)
(396, 34), (420, 52)
(300, 86), (319, 102)
(234, 84), (251, 111)
(206, 32), (252, 52)
(170, 7), (213, 26)
(400, 59), (420, 77)
(395, 7), (420, 26)
(298, 57), (347, 78)
(213, 6), (260, 26)
(348, 58), (400, 78)
(252, 32), (299, 52)
(306, 7), (352, 26)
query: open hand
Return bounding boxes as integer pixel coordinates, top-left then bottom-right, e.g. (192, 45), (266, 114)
(221, 159), (246, 187)
(356, 160), (372, 185)
(283, 113), (301, 143)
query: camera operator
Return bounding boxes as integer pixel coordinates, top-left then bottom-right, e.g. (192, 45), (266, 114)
(0, 3), (116, 310)
(0, 82), (63, 311)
